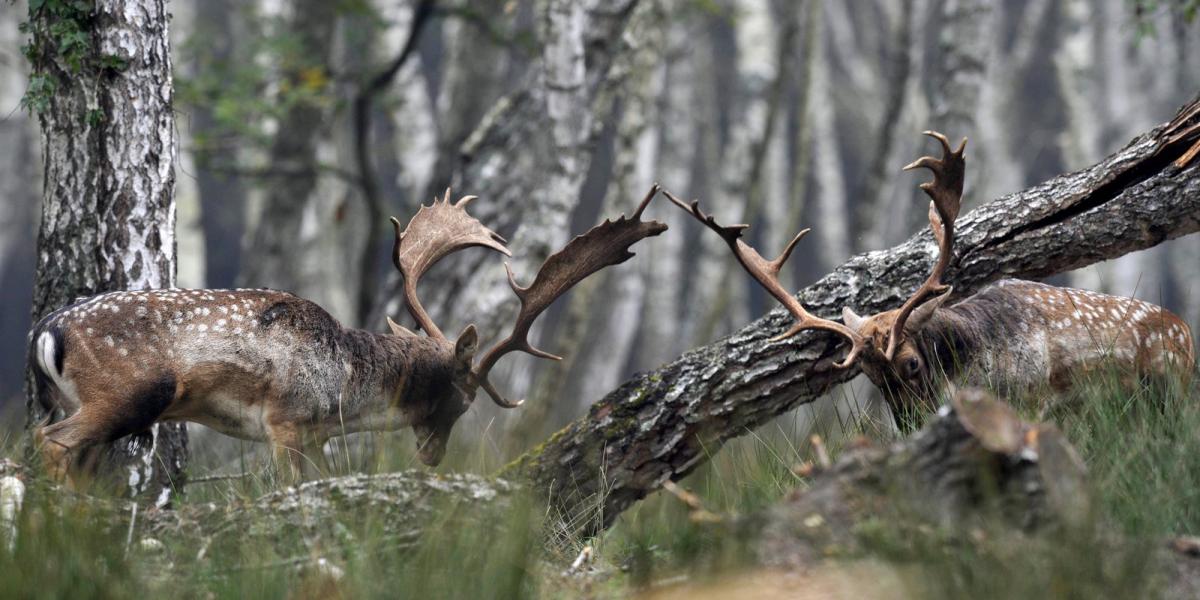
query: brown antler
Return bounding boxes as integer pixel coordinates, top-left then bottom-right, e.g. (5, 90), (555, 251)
(661, 190), (865, 369)
(472, 185), (668, 408)
(884, 131), (967, 360)
(391, 188), (511, 339)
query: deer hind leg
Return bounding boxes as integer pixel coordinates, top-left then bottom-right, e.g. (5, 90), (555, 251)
(36, 408), (116, 489)
(38, 376), (177, 489)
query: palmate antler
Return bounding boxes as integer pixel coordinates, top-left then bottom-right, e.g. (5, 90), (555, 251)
(391, 189), (511, 340)
(472, 185), (669, 407)
(660, 190), (865, 368)
(884, 131), (967, 360)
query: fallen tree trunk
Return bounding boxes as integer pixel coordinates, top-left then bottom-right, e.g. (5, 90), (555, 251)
(503, 96), (1200, 534)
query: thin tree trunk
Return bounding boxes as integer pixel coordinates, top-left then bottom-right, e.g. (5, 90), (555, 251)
(565, 0), (667, 407)
(908, 0), (991, 239)
(235, 0), (339, 301)
(636, 10), (697, 369)
(783, 0), (818, 263)
(808, 15), (850, 268)
(186, 0), (246, 289)
(504, 101), (1200, 535)
(25, 0), (184, 500)
(687, 0), (791, 345)
(350, 0), (436, 324)
(0, 1), (41, 403)
(856, 0), (916, 252)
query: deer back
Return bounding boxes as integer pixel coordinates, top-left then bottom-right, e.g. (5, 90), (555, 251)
(907, 280), (1194, 398)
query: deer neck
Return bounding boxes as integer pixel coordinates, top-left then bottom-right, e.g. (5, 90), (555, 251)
(336, 329), (456, 429)
(911, 286), (1040, 394)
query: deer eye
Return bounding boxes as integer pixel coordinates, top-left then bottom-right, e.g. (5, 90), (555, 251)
(902, 357), (921, 378)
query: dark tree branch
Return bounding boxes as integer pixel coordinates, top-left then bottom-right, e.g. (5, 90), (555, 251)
(502, 95), (1200, 536)
(351, 0), (438, 324)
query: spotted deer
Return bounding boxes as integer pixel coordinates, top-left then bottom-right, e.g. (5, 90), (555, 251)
(30, 187), (667, 484)
(666, 132), (1194, 429)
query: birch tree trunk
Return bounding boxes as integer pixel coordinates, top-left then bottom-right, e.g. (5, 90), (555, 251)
(25, 0), (184, 500)
(911, 0), (991, 237)
(684, 0), (788, 346)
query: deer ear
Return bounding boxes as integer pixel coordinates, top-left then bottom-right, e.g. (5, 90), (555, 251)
(906, 286), (954, 332)
(842, 307), (865, 331)
(387, 316), (417, 337)
(455, 324), (479, 365)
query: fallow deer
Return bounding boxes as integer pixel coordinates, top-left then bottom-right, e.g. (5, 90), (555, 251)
(666, 132), (1194, 429)
(30, 187), (667, 484)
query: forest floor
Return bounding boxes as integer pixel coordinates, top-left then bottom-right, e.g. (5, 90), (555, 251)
(1, 370), (1199, 599)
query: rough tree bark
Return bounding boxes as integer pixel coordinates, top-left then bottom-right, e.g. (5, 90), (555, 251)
(502, 97), (1200, 534)
(24, 0), (185, 500)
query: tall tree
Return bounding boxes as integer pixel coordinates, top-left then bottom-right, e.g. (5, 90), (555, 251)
(24, 0), (184, 499)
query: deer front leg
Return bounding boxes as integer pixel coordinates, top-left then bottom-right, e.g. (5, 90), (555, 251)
(267, 423), (306, 485)
(267, 423), (331, 484)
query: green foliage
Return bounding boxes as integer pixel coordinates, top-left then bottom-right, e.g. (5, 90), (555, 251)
(1128, 0), (1200, 38)
(174, 5), (349, 172)
(19, 0), (129, 118)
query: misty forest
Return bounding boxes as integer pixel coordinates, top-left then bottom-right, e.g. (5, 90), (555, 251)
(1, 0), (1200, 597)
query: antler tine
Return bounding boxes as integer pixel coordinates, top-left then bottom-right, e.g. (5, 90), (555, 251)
(661, 189), (864, 369)
(391, 189), (511, 340)
(473, 184), (668, 408)
(885, 131), (967, 360)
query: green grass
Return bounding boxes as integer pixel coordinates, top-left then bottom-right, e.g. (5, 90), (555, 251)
(2, 367), (1198, 598)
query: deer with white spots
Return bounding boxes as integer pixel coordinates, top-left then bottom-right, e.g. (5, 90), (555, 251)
(667, 132), (1194, 430)
(29, 187), (667, 485)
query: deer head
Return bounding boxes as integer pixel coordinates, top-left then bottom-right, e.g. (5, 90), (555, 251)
(839, 131), (965, 405)
(390, 186), (667, 464)
(664, 131), (966, 412)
